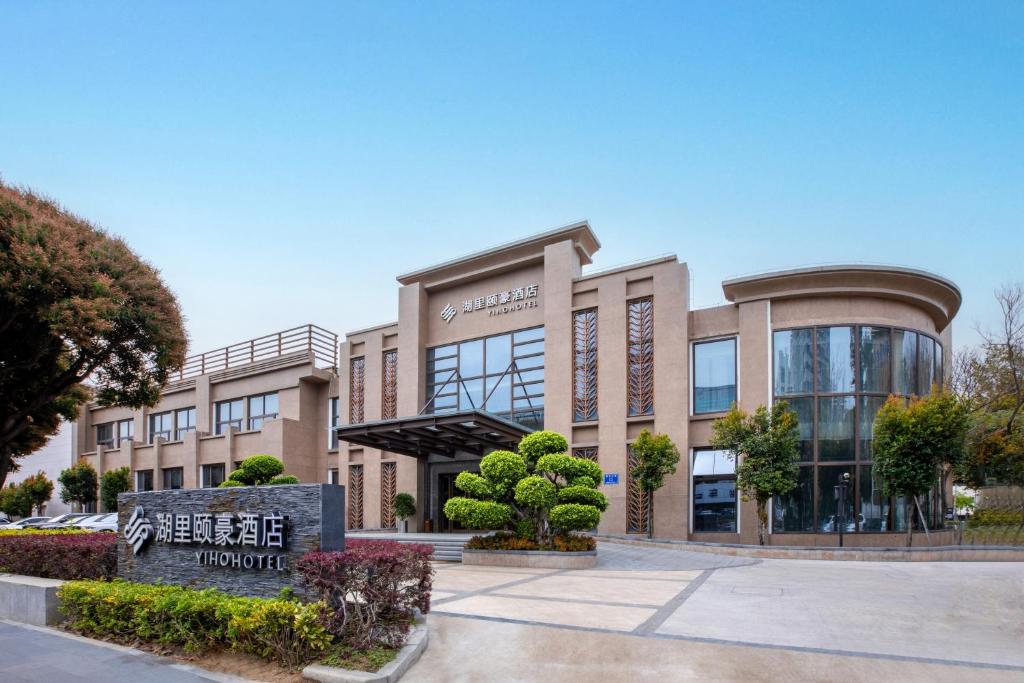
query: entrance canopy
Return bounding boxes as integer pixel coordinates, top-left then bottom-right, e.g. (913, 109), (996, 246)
(335, 410), (531, 459)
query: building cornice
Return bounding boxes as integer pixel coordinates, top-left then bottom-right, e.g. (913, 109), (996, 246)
(721, 264), (961, 331)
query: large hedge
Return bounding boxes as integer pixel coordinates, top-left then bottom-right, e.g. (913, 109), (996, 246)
(0, 532), (116, 579)
(442, 430), (607, 547)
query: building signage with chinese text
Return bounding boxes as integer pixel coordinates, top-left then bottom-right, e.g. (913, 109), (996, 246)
(440, 283), (540, 324)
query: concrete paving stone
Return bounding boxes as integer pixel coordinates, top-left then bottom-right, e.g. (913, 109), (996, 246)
(434, 594), (656, 631)
(595, 541), (760, 570)
(433, 569), (556, 593)
(497, 573), (689, 606)
(570, 568), (704, 581)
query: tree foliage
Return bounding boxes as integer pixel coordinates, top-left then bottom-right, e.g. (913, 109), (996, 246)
(393, 493), (416, 520)
(0, 482), (33, 518)
(710, 402), (800, 545)
(59, 460), (99, 510)
(21, 472), (54, 515)
(0, 181), (187, 488)
(873, 392), (969, 546)
(627, 429), (680, 538)
(99, 466), (132, 512)
(442, 430), (607, 545)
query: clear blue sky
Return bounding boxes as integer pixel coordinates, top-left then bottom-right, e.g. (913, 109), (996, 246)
(2, 2), (1021, 354)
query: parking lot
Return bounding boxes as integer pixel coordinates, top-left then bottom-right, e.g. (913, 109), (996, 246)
(405, 542), (1024, 682)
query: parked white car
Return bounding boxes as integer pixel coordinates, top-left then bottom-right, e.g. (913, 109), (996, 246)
(77, 513), (118, 532)
(2, 516), (52, 529)
(38, 513), (95, 529)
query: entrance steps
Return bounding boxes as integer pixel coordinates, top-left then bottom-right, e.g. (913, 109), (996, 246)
(347, 532), (474, 562)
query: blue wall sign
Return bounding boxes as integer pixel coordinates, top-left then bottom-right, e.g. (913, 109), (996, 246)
(603, 473), (619, 485)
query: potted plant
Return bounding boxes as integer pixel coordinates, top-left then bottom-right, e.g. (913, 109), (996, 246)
(394, 492), (416, 533)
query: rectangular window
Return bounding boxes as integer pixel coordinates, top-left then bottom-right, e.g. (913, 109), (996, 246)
(135, 469), (154, 492)
(201, 464), (225, 488)
(784, 397), (814, 461)
(573, 309), (598, 422)
(382, 350), (398, 420)
(773, 329), (814, 396)
(328, 468), (339, 485)
(572, 446), (598, 462)
(247, 392), (279, 430)
(693, 338), (736, 414)
(117, 419), (134, 446)
(692, 449), (737, 533)
(174, 407), (196, 440)
(162, 467), (183, 490)
(918, 335), (936, 395)
(893, 329), (918, 396)
(96, 423), (114, 449)
(772, 466), (814, 532)
(149, 411), (172, 443)
(858, 327), (891, 393)
(215, 399), (243, 435)
(350, 357), (365, 423)
(815, 326), (855, 393)
(627, 297), (654, 417)
(328, 397), (340, 449)
(817, 395), (855, 461)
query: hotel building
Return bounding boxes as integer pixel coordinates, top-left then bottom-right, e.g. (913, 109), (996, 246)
(75, 221), (960, 545)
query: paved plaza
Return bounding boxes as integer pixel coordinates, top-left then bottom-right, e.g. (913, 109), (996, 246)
(406, 541), (1024, 682)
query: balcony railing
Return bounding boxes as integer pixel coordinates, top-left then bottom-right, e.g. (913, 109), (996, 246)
(173, 324), (338, 381)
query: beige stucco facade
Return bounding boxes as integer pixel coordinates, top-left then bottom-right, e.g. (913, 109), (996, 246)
(75, 222), (960, 546)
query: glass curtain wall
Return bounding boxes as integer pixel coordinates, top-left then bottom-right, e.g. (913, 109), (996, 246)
(425, 326), (544, 430)
(772, 325), (944, 534)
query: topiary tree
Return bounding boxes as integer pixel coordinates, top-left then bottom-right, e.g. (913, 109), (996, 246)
(710, 402), (800, 545)
(219, 454), (296, 487)
(21, 471), (55, 515)
(628, 429), (680, 538)
(394, 493), (416, 531)
(442, 430), (607, 546)
(0, 181), (187, 490)
(873, 391), (969, 546)
(99, 466), (132, 512)
(59, 460), (99, 512)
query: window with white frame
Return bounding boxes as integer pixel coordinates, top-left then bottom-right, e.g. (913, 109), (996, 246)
(692, 448), (737, 533)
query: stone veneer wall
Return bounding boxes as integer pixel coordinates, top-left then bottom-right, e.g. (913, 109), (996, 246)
(117, 484), (345, 598)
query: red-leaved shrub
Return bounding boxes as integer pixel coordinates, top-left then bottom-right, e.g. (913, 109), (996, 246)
(297, 539), (433, 648)
(0, 533), (117, 579)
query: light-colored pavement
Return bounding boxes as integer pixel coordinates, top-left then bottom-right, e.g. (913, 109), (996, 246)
(408, 541), (1024, 682)
(0, 620), (242, 683)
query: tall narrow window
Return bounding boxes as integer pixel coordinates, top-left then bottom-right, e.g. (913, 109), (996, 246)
(174, 407), (196, 440)
(348, 464), (364, 530)
(627, 298), (654, 417)
(162, 467), (183, 490)
(135, 469), (154, 492)
(117, 419), (134, 446)
(328, 397), (340, 449)
(693, 338), (737, 414)
(96, 423), (114, 449)
(381, 462), (397, 529)
(247, 392), (279, 430)
(626, 446), (650, 533)
(692, 449), (737, 533)
(149, 412), (172, 443)
(382, 350), (398, 420)
(350, 357), (365, 423)
(215, 399), (243, 434)
(201, 464), (225, 488)
(573, 309), (598, 422)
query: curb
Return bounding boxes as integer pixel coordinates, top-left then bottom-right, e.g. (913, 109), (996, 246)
(303, 615), (429, 683)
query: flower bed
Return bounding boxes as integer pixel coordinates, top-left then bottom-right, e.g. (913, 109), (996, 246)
(0, 531), (116, 579)
(0, 528), (92, 536)
(466, 532), (595, 552)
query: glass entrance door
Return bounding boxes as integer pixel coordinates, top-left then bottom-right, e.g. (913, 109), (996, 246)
(437, 471), (473, 532)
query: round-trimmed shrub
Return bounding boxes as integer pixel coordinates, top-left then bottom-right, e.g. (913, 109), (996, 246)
(268, 475), (299, 485)
(514, 518), (536, 540)
(549, 503), (601, 531)
(454, 472), (494, 500)
(238, 455), (284, 483)
(478, 450), (527, 495)
(442, 497), (514, 529)
(218, 479), (244, 488)
(518, 430), (568, 469)
(557, 485), (609, 511)
(394, 493), (416, 520)
(536, 454), (602, 484)
(514, 476), (557, 509)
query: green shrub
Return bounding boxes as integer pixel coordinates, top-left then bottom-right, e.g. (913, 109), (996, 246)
(100, 466), (132, 512)
(269, 475), (300, 485)
(518, 430), (568, 470)
(478, 450), (527, 495)
(514, 518), (536, 540)
(238, 455), (285, 483)
(58, 580), (331, 667)
(557, 485), (608, 511)
(536, 454), (602, 484)
(549, 503), (601, 531)
(219, 479), (244, 488)
(442, 497), (513, 529)
(454, 472), (493, 500)
(393, 493), (416, 520)
(514, 476), (557, 509)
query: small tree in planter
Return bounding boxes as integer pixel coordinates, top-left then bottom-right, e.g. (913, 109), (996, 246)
(394, 493), (416, 532)
(710, 402), (800, 545)
(629, 430), (680, 539)
(99, 466), (132, 512)
(22, 472), (54, 515)
(219, 454), (298, 487)
(442, 430), (608, 547)
(59, 460), (99, 513)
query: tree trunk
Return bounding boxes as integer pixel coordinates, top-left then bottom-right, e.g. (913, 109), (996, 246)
(756, 499), (768, 545)
(905, 500), (914, 547)
(0, 446), (11, 491)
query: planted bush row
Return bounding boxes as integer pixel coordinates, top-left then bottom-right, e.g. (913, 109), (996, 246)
(0, 532), (116, 579)
(466, 532), (595, 552)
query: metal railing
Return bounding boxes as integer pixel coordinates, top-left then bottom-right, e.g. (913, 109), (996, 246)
(173, 324), (338, 381)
